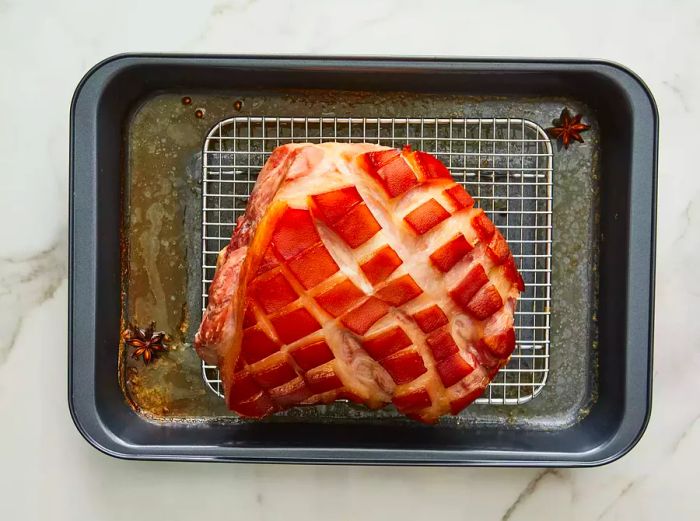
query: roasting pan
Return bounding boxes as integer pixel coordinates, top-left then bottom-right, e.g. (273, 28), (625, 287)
(68, 55), (657, 465)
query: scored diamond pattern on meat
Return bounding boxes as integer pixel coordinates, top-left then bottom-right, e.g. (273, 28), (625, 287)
(196, 143), (524, 423)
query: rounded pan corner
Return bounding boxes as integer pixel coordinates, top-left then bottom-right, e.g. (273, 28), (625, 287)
(66, 389), (135, 461)
(584, 397), (653, 468)
(70, 53), (140, 115)
(66, 383), (218, 464)
(584, 59), (659, 121)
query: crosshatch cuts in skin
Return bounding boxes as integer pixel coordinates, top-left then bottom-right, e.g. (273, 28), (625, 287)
(195, 143), (524, 423)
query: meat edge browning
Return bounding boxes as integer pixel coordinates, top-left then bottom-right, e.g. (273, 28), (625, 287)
(195, 144), (310, 364)
(218, 200), (300, 410)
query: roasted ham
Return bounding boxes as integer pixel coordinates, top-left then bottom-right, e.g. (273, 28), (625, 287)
(195, 143), (524, 423)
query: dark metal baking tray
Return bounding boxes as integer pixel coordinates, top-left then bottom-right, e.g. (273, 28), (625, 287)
(68, 54), (656, 465)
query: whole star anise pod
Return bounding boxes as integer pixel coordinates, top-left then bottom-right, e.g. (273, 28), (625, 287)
(122, 322), (168, 364)
(546, 108), (590, 149)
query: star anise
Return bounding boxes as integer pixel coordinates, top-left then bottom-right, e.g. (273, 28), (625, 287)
(546, 108), (590, 149)
(122, 322), (168, 364)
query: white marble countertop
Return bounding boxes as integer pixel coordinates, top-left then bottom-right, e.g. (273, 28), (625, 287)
(1, 0), (698, 519)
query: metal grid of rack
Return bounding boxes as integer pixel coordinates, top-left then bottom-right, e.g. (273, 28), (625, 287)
(200, 117), (552, 406)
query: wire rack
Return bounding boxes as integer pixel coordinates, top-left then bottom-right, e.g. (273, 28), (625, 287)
(201, 117), (552, 406)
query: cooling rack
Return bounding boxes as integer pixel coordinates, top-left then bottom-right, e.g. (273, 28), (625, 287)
(200, 117), (552, 406)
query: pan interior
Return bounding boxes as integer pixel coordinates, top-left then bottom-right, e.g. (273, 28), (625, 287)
(122, 89), (599, 430)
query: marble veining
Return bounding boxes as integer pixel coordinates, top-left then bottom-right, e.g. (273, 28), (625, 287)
(0, 238), (67, 364)
(597, 482), (635, 520)
(1, 0), (698, 519)
(501, 469), (562, 521)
